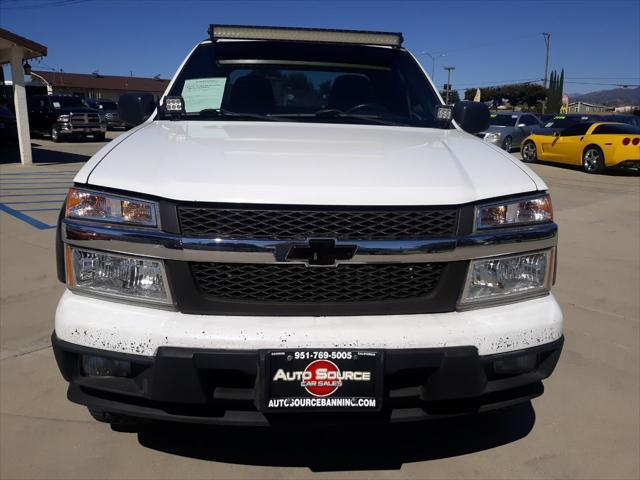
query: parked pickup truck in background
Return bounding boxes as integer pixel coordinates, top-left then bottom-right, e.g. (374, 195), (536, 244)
(87, 99), (127, 130)
(53, 25), (563, 427)
(28, 94), (106, 142)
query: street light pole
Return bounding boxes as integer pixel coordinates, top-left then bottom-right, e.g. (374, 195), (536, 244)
(421, 51), (445, 85)
(29, 72), (53, 95)
(542, 32), (551, 88)
(443, 66), (455, 104)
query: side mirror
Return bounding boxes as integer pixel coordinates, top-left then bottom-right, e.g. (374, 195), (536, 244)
(553, 131), (560, 137)
(118, 92), (157, 126)
(452, 101), (490, 134)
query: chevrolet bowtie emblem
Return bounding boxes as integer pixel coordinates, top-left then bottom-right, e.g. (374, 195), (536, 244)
(285, 239), (357, 267)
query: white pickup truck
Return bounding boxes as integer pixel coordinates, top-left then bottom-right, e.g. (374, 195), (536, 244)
(53, 25), (563, 425)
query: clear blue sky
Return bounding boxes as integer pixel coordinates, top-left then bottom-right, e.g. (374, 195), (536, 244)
(1, 0), (639, 96)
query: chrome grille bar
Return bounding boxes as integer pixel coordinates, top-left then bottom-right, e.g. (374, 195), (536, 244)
(62, 219), (557, 264)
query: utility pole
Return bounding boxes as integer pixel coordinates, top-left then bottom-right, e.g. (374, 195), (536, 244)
(542, 32), (551, 88)
(443, 66), (455, 104)
(421, 51), (445, 85)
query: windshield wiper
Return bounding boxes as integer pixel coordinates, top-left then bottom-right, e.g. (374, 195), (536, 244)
(196, 109), (286, 122)
(312, 109), (403, 126)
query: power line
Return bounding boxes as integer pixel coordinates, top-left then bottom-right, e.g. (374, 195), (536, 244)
(452, 78), (544, 88)
(0, 0), (93, 10)
(427, 33), (540, 56)
(564, 81), (640, 87)
(567, 76), (640, 80)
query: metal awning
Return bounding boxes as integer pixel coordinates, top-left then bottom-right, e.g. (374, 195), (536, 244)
(0, 28), (47, 65)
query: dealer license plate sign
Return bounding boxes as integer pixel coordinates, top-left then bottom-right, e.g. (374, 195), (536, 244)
(263, 350), (382, 412)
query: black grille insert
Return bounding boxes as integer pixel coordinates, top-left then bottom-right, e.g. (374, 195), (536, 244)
(178, 206), (458, 240)
(191, 262), (445, 303)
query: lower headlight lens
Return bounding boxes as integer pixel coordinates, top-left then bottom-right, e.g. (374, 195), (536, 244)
(459, 250), (553, 308)
(66, 246), (172, 305)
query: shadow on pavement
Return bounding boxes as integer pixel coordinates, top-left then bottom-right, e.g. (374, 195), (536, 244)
(0, 144), (91, 165)
(534, 159), (639, 176)
(129, 403), (535, 472)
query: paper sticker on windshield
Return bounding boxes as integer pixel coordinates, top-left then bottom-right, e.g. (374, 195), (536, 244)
(52, 101), (61, 108)
(554, 115), (565, 119)
(181, 78), (226, 113)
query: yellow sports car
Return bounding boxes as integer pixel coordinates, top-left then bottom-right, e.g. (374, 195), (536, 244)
(521, 122), (640, 173)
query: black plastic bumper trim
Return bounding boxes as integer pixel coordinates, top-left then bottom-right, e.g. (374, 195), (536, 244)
(52, 333), (563, 426)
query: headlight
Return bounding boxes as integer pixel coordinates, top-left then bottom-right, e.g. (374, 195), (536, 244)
(65, 246), (172, 305)
(58, 114), (70, 123)
(485, 132), (500, 141)
(459, 249), (554, 308)
(476, 194), (552, 230)
(66, 188), (158, 227)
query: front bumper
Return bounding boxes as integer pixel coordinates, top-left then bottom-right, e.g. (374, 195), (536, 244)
(58, 122), (106, 134)
(52, 333), (563, 426)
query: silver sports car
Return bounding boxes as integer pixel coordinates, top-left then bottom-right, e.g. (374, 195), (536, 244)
(475, 112), (542, 151)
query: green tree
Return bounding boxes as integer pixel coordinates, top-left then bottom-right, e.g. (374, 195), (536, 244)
(546, 69), (565, 113)
(464, 83), (546, 109)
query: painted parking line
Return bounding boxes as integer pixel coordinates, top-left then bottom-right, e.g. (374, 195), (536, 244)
(0, 187), (70, 191)
(0, 171), (79, 175)
(19, 208), (61, 212)
(2, 200), (67, 205)
(0, 203), (56, 229)
(0, 169), (77, 229)
(0, 182), (73, 185)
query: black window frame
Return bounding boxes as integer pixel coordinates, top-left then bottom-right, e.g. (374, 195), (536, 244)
(559, 122), (593, 137)
(592, 123), (640, 135)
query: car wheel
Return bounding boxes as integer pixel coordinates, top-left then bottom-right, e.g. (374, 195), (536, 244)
(50, 125), (60, 143)
(521, 140), (537, 162)
(583, 146), (605, 174)
(502, 136), (513, 152)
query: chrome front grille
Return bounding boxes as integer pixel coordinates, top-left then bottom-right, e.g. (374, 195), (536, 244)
(70, 113), (100, 125)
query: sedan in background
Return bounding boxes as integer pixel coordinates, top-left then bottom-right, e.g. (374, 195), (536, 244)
(521, 122), (640, 173)
(535, 114), (600, 135)
(475, 112), (541, 151)
(601, 114), (640, 128)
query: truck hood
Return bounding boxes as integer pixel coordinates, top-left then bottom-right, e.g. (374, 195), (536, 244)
(78, 121), (545, 206)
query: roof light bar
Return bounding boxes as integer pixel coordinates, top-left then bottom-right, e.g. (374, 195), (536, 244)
(208, 24), (403, 47)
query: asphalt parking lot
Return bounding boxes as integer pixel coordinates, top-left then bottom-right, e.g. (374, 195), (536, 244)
(0, 135), (638, 479)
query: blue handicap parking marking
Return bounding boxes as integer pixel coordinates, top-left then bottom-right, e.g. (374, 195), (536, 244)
(0, 203), (56, 229)
(0, 169), (78, 229)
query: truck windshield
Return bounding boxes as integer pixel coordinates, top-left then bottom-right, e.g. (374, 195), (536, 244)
(50, 97), (87, 109)
(490, 114), (518, 127)
(167, 41), (447, 128)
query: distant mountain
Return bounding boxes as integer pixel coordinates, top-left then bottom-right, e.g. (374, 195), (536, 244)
(569, 87), (640, 106)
